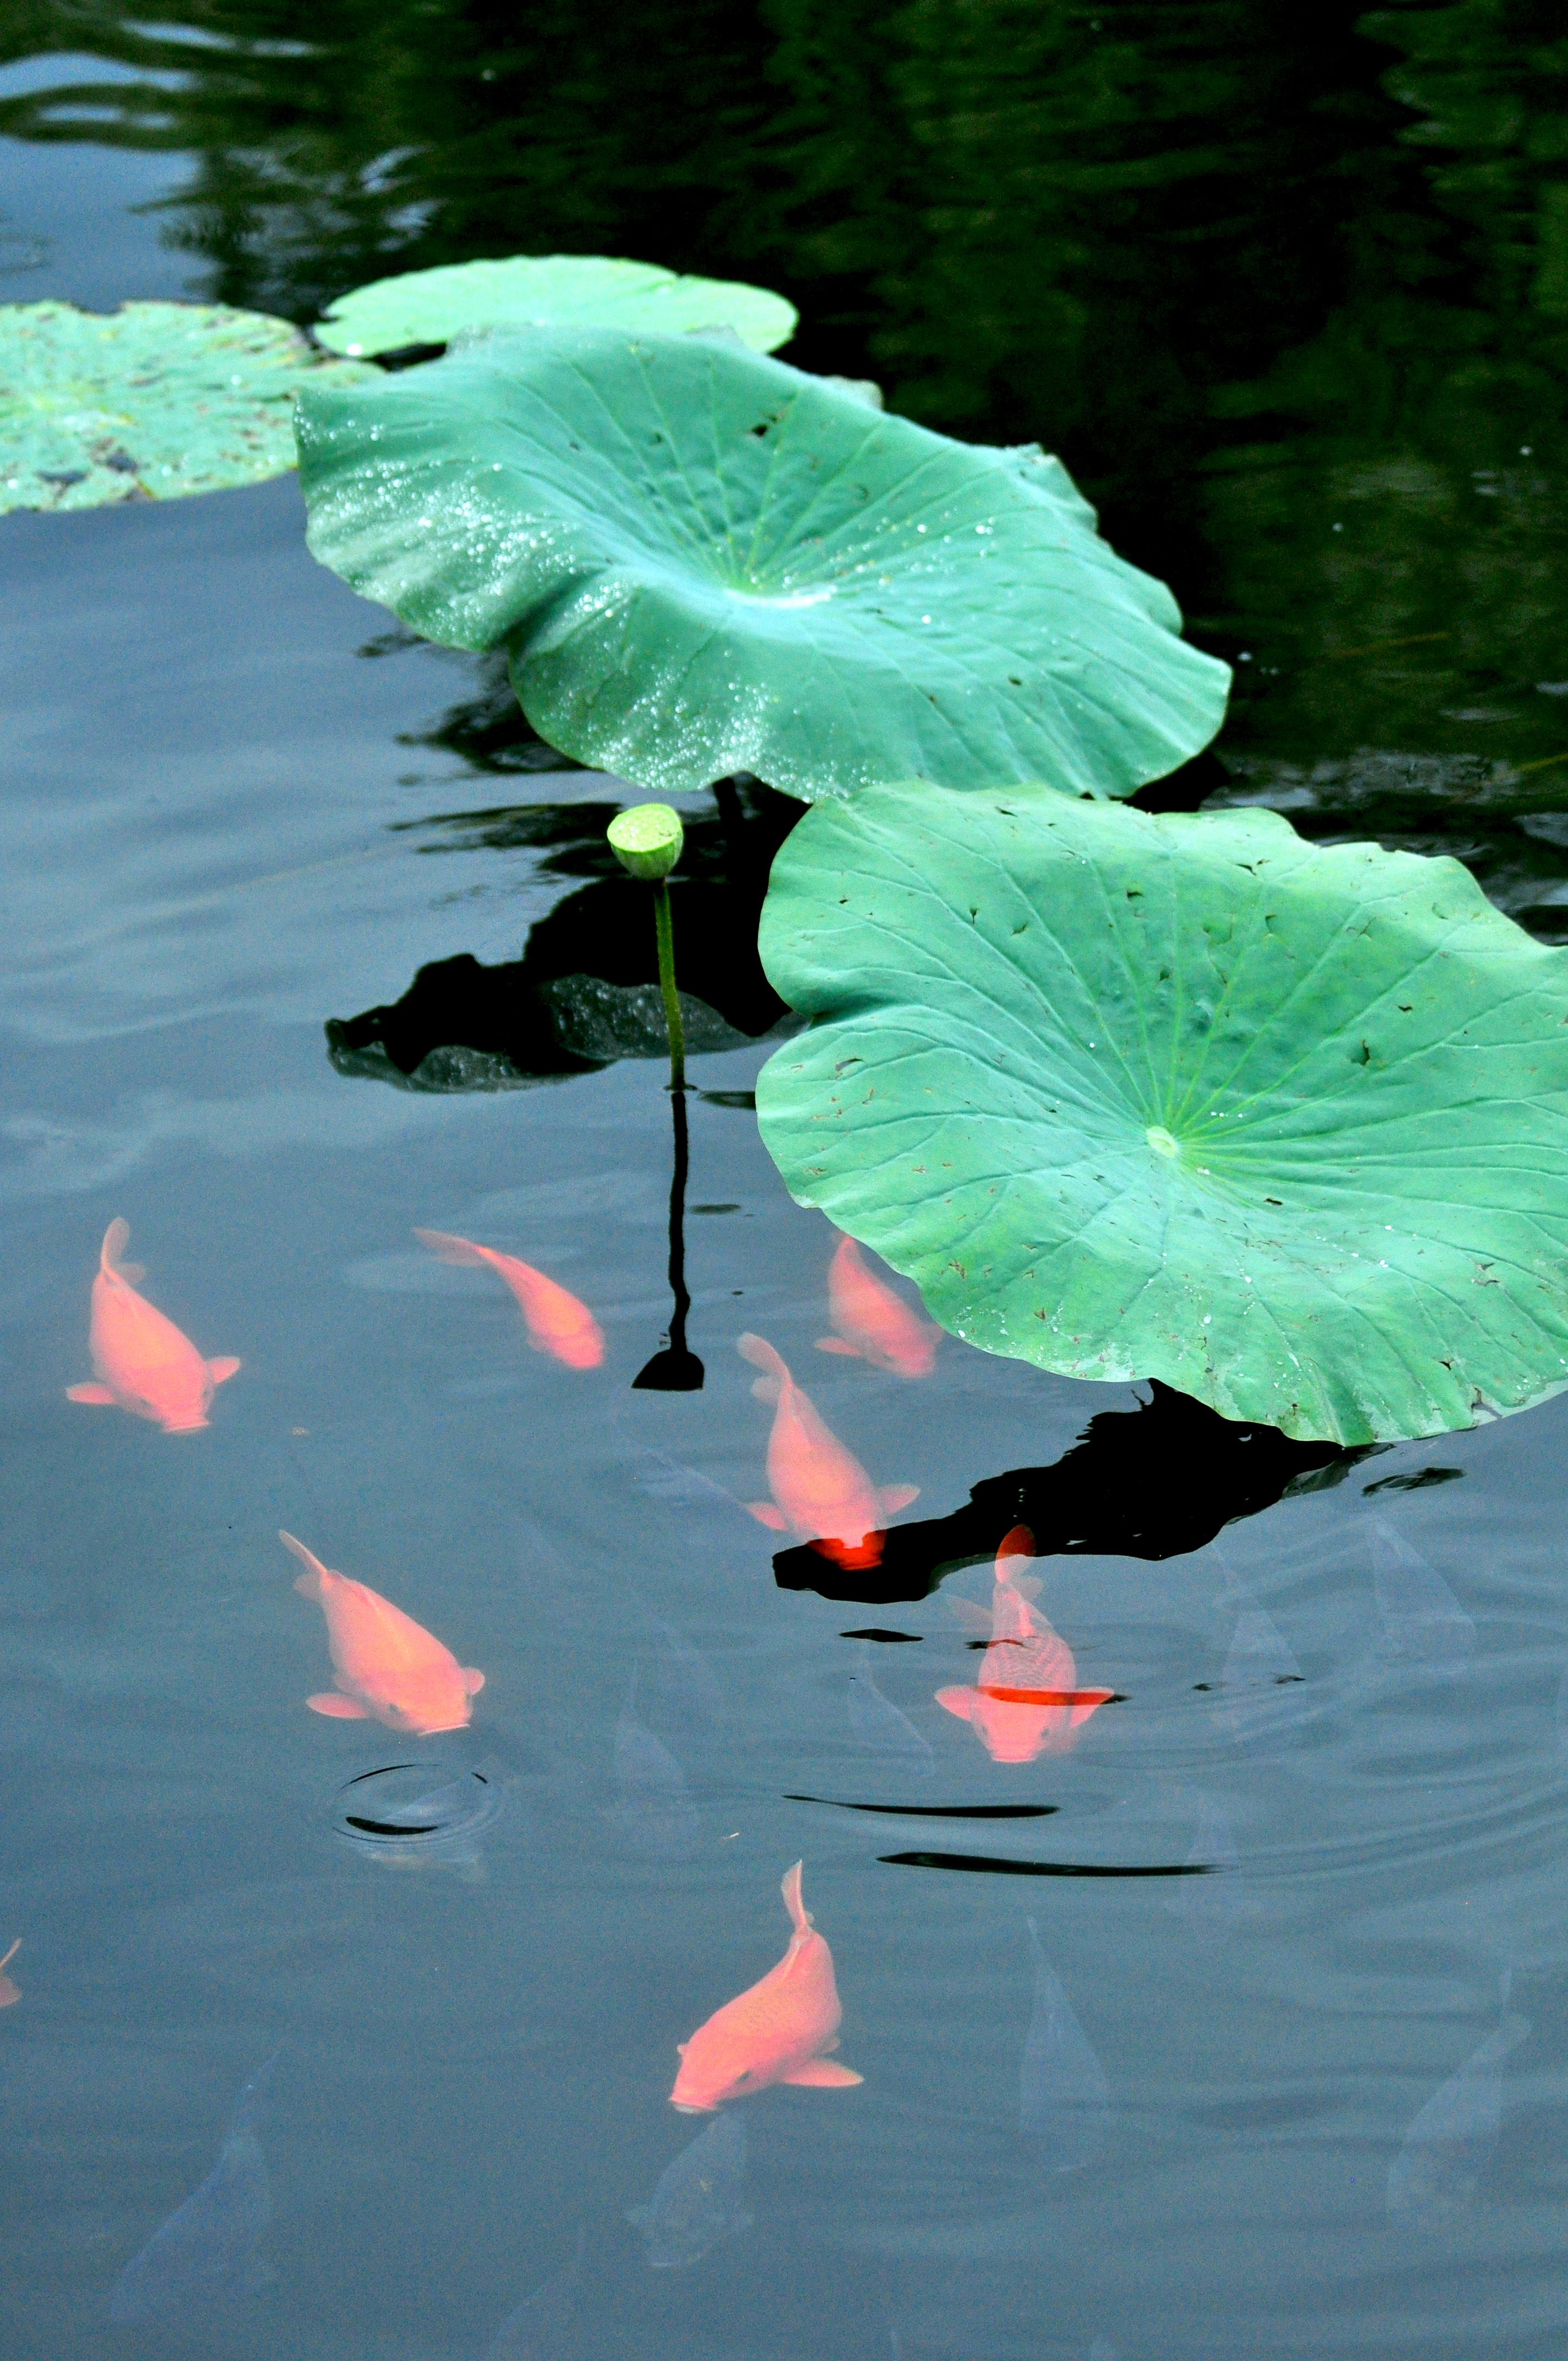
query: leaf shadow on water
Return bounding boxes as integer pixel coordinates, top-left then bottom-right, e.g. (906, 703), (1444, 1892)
(771, 1380), (1362, 1607)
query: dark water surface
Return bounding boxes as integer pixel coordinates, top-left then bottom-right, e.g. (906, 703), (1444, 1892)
(4, 4), (1568, 2357)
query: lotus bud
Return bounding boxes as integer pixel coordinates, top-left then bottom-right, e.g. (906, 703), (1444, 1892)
(607, 803), (684, 880)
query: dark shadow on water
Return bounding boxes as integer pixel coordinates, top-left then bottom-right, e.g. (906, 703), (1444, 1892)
(880, 1852), (1214, 1878)
(773, 1380), (1359, 1605)
(325, 777), (799, 1092)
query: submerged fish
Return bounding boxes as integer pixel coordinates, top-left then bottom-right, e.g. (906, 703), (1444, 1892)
(646, 1619), (725, 1736)
(1369, 1518), (1474, 1678)
(487, 2229), (585, 2360)
(1164, 1793), (1246, 1931)
(0, 1936), (19, 2006)
(1387, 1979), (1527, 2232)
(670, 1860), (863, 2112)
(1019, 1919), (1109, 2170)
(609, 1690), (701, 1859)
(738, 1332), (917, 1570)
(413, 1228), (604, 1369)
(816, 1235), (938, 1378)
(848, 1647), (934, 1778)
(937, 1528), (1113, 1764)
(109, 2052), (279, 2326)
(281, 1530), (484, 1736)
(627, 2110), (752, 2267)
(67, 1218), (239, 1434)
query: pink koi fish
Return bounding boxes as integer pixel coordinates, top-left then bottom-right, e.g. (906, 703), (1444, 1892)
(67, 1218), (239, 1434)
(413, 1229), (603, 1369)
(670, 1862), (862, 2112)
(281, 1531), (484, 1736)
(816, 1234), (939, 1378)
(738, 1332), (917, 1571)
(936, 1526), (1114, 1763)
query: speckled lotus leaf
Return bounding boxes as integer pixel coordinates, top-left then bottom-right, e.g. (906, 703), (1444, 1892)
(755, 781), (1568, 1444)
(313, 253), (798, 358)
(294, 327), (1229, 803)
(0, 300), (375, 514)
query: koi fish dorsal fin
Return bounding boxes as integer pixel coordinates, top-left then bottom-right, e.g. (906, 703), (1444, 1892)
(737, 1332), (788, 1405)
(781, 1859), (812, 1934)
(100, 1218), (144, 1282)
(279, 1530), (330, 1598)
(413, 1227), (495, 1269)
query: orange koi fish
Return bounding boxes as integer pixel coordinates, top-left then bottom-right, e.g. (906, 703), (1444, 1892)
(413, 1230), (603, 1369)
(0, 1938), (20, 2008)
(67, 1220), (239, 1435)
(738, 1332), (918, 1571)
(816, 1235), (939, 1378)
(280, 1531), (484, 1736)
(936, 1527), (1113, 1764)
(670, 1862), (862, 2113)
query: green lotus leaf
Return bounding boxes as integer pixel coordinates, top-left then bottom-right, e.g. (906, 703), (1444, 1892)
(754, 781), (1568, 1445)
(295, 328), (1229, 803)
(313, 253), (798, 359)
(0, 300), (375, 514)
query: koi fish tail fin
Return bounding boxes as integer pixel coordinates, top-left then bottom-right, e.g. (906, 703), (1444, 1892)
(935, 1684), (979, 1723)
(781, 1859), (813, 1934)
(738, 1331), (789, 1403)
(100, 1218), (145, 1282)
(412, 1227), (489, 1269)
(279, 1529), (329, 1597)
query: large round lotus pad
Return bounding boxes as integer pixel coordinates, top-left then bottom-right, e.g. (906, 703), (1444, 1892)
(293, 327), (1231, 803)
(313, 252), (798, 357)
(755, 783), (1568, 1444)
(0, 300), (373, 513)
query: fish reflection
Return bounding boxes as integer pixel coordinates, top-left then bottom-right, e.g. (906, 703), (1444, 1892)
(627, 2110), (752, 2266)
(281, 1531), (484, 1735)
(1164, 1792), (1248, 1930)
(487, 2229), (585, 2360)
(414, 1227), (604, 1368)
(848, 1647), (934, 1778)
(1209, 1603), (1305, 1744)
(609, 1688), (701, 1859)
(670, 1861), (862, 2111)
(647, 1619), (724, 1736)
(1387, 1978), (1527, 2232)
(816, 1235), (938, 1378)
(739, 1332), (918, 1569)
(67, 1218), (239, 1434)
(937, 1528), (1113, 1763)
(1019, 1919), (1109, 2170)
(109, 2052), (279, 2326)
(1370, 1517), (1474, 1677)
(0, 1936), (20, 2006)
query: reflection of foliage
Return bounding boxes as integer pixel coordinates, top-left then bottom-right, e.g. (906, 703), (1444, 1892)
(6, 0), (1563, 835)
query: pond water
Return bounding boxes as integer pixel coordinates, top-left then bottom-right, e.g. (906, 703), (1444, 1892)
(3, 5), (1568, 2357)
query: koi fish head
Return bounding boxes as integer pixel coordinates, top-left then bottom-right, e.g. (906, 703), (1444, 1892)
(669, 2050), (773, 2113)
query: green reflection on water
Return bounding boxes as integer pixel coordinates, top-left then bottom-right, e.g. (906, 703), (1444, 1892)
(3, 0), (1565, 837)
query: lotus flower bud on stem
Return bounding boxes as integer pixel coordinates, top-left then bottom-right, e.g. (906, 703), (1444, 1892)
(607, 803), (687, 1090)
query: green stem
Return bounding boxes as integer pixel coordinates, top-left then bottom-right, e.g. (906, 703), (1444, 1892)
(653, 875), (685, 1091)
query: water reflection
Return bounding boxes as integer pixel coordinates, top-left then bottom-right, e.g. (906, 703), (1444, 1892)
(326, 782), (797, 1094)
(1387, 1977), (1528, 2236)
(1019, 1920), (1109, 2172)
(772, 1380), (1353, 1604)
(627, 2111), (752, 2269)
(108, 2050), (280, 2327)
